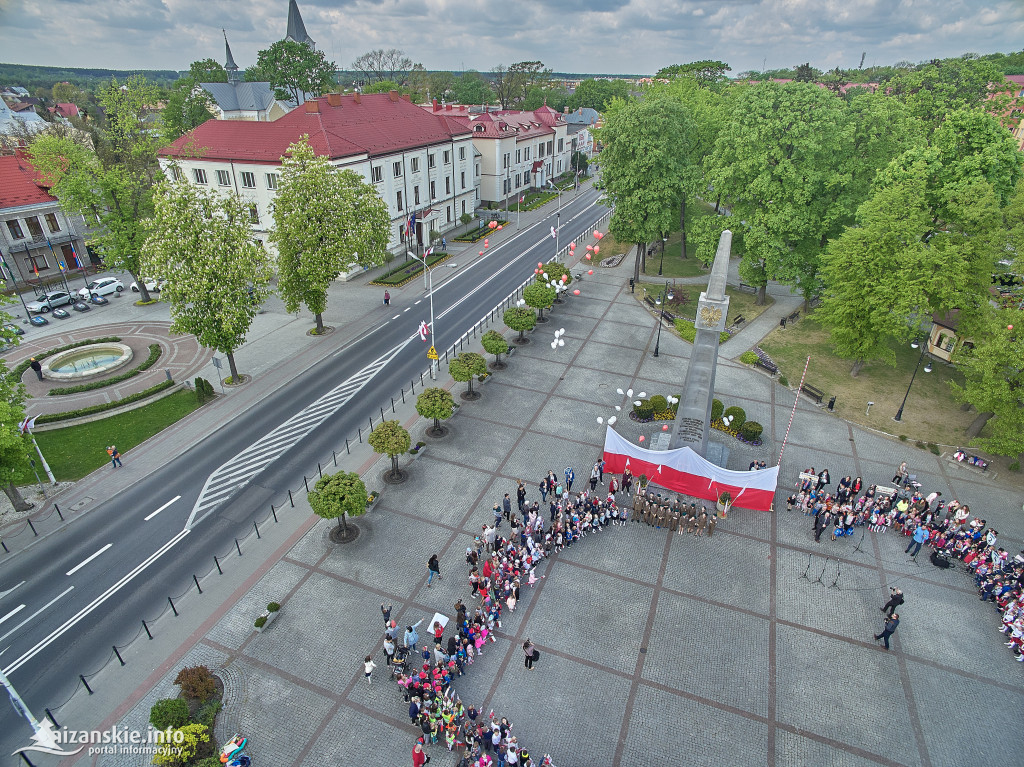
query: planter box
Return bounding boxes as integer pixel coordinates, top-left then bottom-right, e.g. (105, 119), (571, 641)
(255, 609), (279, 633)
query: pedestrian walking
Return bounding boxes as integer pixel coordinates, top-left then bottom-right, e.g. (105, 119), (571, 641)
(441, 237), (447, 250)
(881, 588), (904, 617)
(383, 290), (391, 306)
(597, 458), (605, 483)
(363, 655), (377, 684)
(107, 445), (123, 468)
(502, 493), (512, 521)
(564, 466), (575, 493)
(523, 638), (537, 669)
(589, 464), (599, 492)
(29, 358), (42, 381)
(874, 613), (900, 650)
(892, 461), (908, 485)
(516, 481), (526, 512)
(412, 741), (429, 767)
(381, 603), (393, 627)
(427, 553), (442, 586)
(492, 503), (503, 528)
(707, 512), (717, 537)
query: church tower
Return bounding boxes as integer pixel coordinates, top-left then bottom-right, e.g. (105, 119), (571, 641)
(285, 0), (316, 49)
(223, 30), (241, 84)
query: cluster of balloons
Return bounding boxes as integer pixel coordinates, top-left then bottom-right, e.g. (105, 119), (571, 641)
(550, 327), (566, 350)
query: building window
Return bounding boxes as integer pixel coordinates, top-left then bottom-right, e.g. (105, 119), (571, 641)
(445, 177), (451, 195)
(459, 146), (466, 160)
(170, 166), (184, 182)
(558, 138), (563, 152)
(216, 169), (231, 186)
(410, 157), (420, 173)
(538, 143), (544, 158)
(460, 171), (465, 190)
(25, 255), (48, 273)
(502, 153), (509, 169)
(547, 141), (553, 155)
(557, 161), (562, 173)
(443, 150), (451, 165)
(430, 180), (436, 199)
(462, 200), (466, 215)
(446, 206), (452, 223)
(476, 164), (480, 177)
(371, 166), (383, 183)
(193, 168), (207, 184)
(44, 213), (61, 233)
(396, 190), (404, 211)
(393, 161), (402, 178)
(249, 204), (260, 224)
(524, 147), (530, 160)
(428, 154), (435, 169)
(6, 220), (24, 239)
(266, 173), (279, 190)
(414, 186), (420, 205)
(241, 172), (256, 188)
(516, 149), (521, 163)
(25, 217), (43, 238)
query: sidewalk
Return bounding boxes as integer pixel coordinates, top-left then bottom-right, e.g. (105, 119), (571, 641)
(50, 251), (1024, 767)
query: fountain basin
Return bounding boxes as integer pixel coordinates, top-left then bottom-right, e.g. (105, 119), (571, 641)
(42, 343), (134, 381)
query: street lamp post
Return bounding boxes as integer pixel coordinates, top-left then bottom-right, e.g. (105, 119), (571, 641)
(893, 337), (933, 422)
(652, 281), (674, 358)
(657, 234), (668, 276)
(410, 251), (437, 380)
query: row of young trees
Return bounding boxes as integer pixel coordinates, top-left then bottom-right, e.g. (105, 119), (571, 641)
(597, 58), (1024, 457)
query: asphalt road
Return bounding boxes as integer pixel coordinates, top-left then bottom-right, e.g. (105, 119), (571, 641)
(0, 186), (608, 753)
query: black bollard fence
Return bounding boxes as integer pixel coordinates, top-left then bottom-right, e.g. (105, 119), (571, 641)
(142, 620), (153, 639)
(113, 646), (125, 666)
(193, 574), (202, 593)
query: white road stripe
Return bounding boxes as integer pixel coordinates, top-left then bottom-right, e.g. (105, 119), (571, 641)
(3, 532), (189, 676)
(0, 605), (25, 626)
(0, 587), (74, 645)
(144, 495), (181, 521)
(0, 581), (25, 602)
(414, 299), (422, 305)
(66, 543), (113, 576)
(403, 307), (410, 312)
(392, 314), (400, 319)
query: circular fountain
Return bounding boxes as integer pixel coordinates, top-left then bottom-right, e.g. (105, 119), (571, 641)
(41, 343), (134, 381)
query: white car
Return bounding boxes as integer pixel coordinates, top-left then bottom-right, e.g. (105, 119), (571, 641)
(78, 277), (124, 298)
(130, 277), (165, 293)
(25, 291), (74, 313)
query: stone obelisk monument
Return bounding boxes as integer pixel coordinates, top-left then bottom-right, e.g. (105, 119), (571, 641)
(669, 230), (732, 458)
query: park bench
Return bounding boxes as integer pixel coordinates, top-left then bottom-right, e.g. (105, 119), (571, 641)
(755, 358), (778, 375)
(874, 485), (899, 498)
(788, 310), (800, 323)
(736, 283), (757, 294)
(731, 315), (746, 327)
(658, 309), (676, 324)
(951, 448), (989, 473)
(799, 382), (825, 405)
(644, 295), (658, 309)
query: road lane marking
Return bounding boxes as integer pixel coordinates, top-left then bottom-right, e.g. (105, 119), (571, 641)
(414, 299), (422, 305)
(0, 581), (25, 602)
(403, 307), (410, 312)
(0, 605), (25, 626)
(0, 587), (74, 644)
(3, 532), (188, 676)
(144, 495), (181, 521)
(392, 314), (400, 319)
(65, 543), (113, 576)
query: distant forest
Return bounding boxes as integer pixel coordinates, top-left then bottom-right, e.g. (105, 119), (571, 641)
(0, 62), (181, 93)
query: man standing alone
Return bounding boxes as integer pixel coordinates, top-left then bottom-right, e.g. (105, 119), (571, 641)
(874, 613), (900, 650)
(905, 525), (929, 558)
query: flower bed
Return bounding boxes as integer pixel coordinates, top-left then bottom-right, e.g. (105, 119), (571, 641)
(453, 221), (509, 243)
(370, 252), (452, 287)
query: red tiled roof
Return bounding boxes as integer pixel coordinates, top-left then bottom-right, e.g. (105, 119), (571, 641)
(1004, 75), (1024, 87)
(0, 153), (55, 210)
(468, 111), (554, 140)
(48, 102), (80, 118)
(160, 93), (472, 164)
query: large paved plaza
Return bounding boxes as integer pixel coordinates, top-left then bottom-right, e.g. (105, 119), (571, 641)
(97, 259), (1023, 767)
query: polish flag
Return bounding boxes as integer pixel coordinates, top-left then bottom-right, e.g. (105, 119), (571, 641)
(418, 321), (430, 341)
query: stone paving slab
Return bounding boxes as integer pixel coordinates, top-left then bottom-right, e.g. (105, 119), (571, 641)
(663, 527), (771, 616)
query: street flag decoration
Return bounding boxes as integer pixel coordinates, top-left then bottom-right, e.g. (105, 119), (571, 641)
(18, 416), (37, 433)
(550, 226), (557, 240)
(69, 242), (82, 269)
(418, 320), (430, 341)
(406, 211), (417, 238)
(601, 427), (779, 511)
(424, 246), (434, 258)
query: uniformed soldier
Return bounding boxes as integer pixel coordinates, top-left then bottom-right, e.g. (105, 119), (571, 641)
(707, 511), (717, 537)
(686, 511), (696, 535)
(696, 510), (708, 537)
(632, 490), (644, 520)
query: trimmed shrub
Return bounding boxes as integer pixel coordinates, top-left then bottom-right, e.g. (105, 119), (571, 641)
(928, 443), (940, 455)
(710, 399), (724, 422)
(777, 376), (788, 386)
(739, 421), (763, 441)
(723, 406), (746, 428)
(254, 616), (267, 628)
(635, 399), (654, 420)
(36, 379), (176, 424)
(674, 319), (696, 342)
(193, 700), (222, 730)
(915, 440), (926, 450)
(648, 394), (668, 412)
(174, 665), (217, 702)
(267, 602), (280, 612)
(739, 350), (758, 365)
(1009, 461), (1020, 472)
(149, 698), (189, 731)
(12, 336), (122, 379)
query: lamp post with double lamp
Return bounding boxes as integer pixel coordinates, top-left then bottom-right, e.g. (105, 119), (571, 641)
(657, 233), (668, 276)
(409, 251), (437, 380)
(893, 336), (933, 422)
(652, 281), (674, 358)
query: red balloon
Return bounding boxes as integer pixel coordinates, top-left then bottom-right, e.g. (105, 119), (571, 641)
(586, 245), (593, 251)
(662, 425), (669, 431)
(497, 225), (503, 230)
(593, 230), (601, 238)
(638, 436), (645, 442)
(573, 289), (580, 295)
(569, 242), (576, 249)
(488, 221), (497, 229)
(593, 246), (600, 254)
(479, 251), (484, 255)
(585, 254), (592, 260)
(561, 274), (568, 281)
(587, 269), (593, 275)
(1009, 324), (1014, 331)
(484, 239), (489, 245)
(538, 262), (543, 268)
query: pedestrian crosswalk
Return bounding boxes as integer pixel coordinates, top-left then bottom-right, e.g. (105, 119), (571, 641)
(185, 339), (412, 529)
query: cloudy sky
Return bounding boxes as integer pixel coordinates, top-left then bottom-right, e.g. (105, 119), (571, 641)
(2, 0), (1023, 76)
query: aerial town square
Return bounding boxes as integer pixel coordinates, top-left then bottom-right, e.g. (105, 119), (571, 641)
(0, 1), (1023, 766)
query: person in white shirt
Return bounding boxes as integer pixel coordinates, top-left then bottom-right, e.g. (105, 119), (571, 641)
(363, 656), (376, 684)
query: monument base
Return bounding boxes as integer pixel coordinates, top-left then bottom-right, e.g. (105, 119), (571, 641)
(704, 441), (731, 470)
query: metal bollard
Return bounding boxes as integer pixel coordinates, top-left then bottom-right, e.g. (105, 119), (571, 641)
(332, 450), (337, 467)
(235, 538), (242, 556)
(80, 674), (93, 694)
(214, 555), (223, 574)
(317, 462), (322, 478)
(54, 504), (63, 521)
(168, 596), (178, 617)
(303, 475), (309, 493)
(271, 505), (278, 523)
(45, 708), (59, 727)
(27, 518), (37, 537)
(392, 397), (396, 413)
(345, 439), (350, 455)
(400, 389), (405, 404)
(142, 619), (153, 639)
(193, 574), (202, 593)
(289, 489), (294, 507)
(253, 520), (261, 539)
(113, 646), (125, 666)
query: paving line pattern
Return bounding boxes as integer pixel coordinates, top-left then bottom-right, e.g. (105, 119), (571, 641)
(185, 338), (413, 529)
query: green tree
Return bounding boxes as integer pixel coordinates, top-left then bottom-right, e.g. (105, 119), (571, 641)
(254, 40), (336, 103)
(162, 77), (216, 142)
(885, 56), (1007, 130)
(452, 71), (494, 105)
(950, 308), (1024, 457)
(362, 80), (404, 95)
(416, 387), (455, 435)
(598, 95), (696, 281)
(271, 137), (390, 334)
(449, 352), (487, 398)
(149, 699), (190, 731)
(566, 78), (630, 111)
(307, 470), (368, 535)
(539, 261), (572, 286)
(351, 48), (414, 84)
(523, 86), (569, 112)
(143, 179), (272, 383)
(0, 364), (32, 511)
(793, 62), (818, 82)
(654, 60), (732, 86)
(523, 282), (556, 321)
(503, 306), (536, 342)
(30, 75), (163, 302)
(367, 421), (410, 479)
(480, 329), (509, 367)
(186, 59), (227, 83)
(570, 151), (589, 176)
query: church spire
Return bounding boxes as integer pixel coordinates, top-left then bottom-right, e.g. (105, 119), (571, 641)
(285, 0), (315, 49)
(223, 30), (240, 83)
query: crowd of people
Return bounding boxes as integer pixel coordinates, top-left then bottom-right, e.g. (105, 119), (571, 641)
(788, 462), (1024, 661)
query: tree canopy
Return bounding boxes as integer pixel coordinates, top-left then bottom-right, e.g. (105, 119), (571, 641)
(250, 40), (336, 103)
(368, 420), (411, 478)
(0, 364), (32, 511)
(566, 78), (630, 111)
(654, 60), (731, 86)
(352, 48), (414, 84)
(308, 471), (368, 533)
(416, 387), (455, 433)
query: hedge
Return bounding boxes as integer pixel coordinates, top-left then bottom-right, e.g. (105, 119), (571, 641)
(711, 398), (724, 421)
(47, 344), (162, 395)
(11, 336), (122, 379)
(453, 222), (509, 243)
(739, 350), (759, 365)
(370, 252), (451, 287)
(36, 379), (177, 424)
(723, 406), (747, 428)
(672, 320), (730, 344)
(738, 421), (763, 441)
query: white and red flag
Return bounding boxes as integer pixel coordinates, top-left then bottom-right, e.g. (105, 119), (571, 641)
(418, 321), (430, 341)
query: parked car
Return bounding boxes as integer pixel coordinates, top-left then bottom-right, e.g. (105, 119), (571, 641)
(25, 291), (73, 313)
(89, 294), (109, 305)
(130, 277), (165, 293)
(78, 277), (123, 298)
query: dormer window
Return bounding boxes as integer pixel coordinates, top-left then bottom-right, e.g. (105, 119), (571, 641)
(474, 124), (485, 132)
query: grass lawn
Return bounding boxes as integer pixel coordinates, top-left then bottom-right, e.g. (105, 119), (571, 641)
(636, 280), (772, 328)
(23, 390), (202, 482)
(759, 315), (974, 447)
(642, 200), (718, 279)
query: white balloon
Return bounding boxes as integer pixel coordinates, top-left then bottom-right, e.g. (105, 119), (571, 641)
(638, 392), (647, 398)
(627, 389), (634, 397)
(596, 417), (603, 424)
(634, 400), (642, 406)
(608, 416), (617, 425)
(559, 328), (565, 334)
(558, 339), (564, 346)
(614, 405), (621, 411)
(551, 341), (558, 349)
(616, 388), (624, 395)
(542, 272), (548, 279)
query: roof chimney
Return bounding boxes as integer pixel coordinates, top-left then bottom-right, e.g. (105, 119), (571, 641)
(432, 98), (439, 112)
(353, 92), (361, 104)
(326, 92), (342, 107)
(563, 106), (569, 113)
(388, 90), (399, 102)
(403, 94), (411, 102)
(446, 104), (452, 111)
(305, 99), (320, 113)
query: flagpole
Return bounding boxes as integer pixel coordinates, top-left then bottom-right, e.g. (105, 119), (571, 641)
(1, 251), (33, 319)
(777, 356), (811, 466)
(27, 425), (56, 485)
(46, 240), (71, 295)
